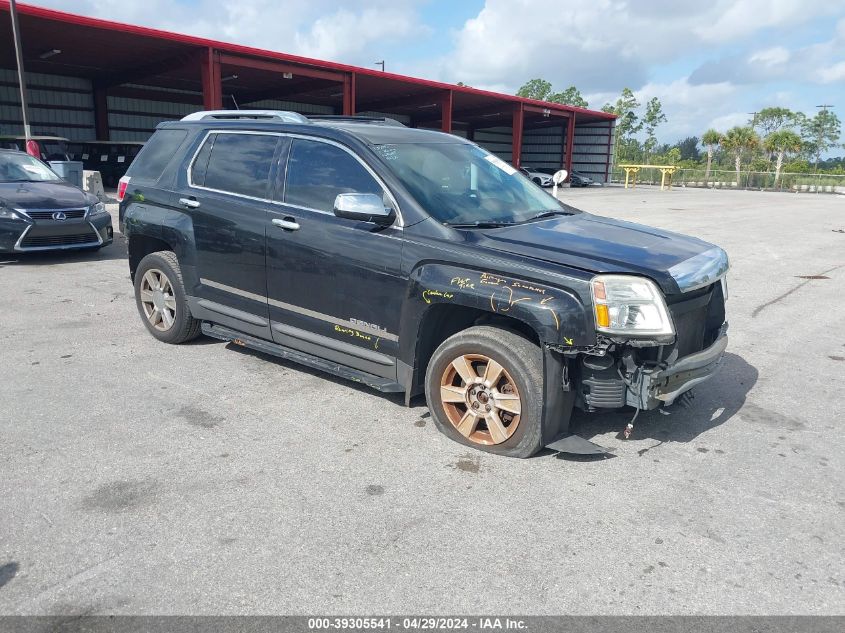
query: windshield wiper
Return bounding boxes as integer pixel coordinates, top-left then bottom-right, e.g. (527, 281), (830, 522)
(446, 221), (517, 229)
(521, 210), (576, 223)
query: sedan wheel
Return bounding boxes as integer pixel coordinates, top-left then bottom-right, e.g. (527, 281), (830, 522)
(139, 268), (177, 332)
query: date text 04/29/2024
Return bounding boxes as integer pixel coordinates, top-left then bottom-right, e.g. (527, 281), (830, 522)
(307, 617), (527, 630)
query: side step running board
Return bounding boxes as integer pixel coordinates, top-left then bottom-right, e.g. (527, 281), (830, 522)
(201, 323), (405, 393)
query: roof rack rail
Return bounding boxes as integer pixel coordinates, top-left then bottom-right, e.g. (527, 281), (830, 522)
(307, 115), (406, 127)
(181, 110), (310, 123)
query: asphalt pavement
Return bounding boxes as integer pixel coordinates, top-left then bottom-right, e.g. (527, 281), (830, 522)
(0, 186), (843, 614)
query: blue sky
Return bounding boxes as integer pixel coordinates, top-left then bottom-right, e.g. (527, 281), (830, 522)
(36, 0), (845, 152)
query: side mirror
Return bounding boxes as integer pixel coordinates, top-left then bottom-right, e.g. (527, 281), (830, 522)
(333, 193), (394, 225)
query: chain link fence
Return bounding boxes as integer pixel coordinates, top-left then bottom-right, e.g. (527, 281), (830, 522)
(609, 168), (845, 193)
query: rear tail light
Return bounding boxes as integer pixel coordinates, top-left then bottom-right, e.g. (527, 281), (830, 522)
(117, 176), (130, 202)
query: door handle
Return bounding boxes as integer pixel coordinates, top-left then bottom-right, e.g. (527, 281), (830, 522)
(179, 197), (200, 209)
(272, 217), (300, 231)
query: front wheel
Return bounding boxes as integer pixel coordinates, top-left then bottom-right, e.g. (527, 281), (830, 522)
(425, 326), (545, 458)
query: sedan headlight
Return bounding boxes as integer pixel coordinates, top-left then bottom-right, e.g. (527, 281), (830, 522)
(591, 274), (674, 336)
(88, 202), (108, 216)
(0, 206), (24, 220)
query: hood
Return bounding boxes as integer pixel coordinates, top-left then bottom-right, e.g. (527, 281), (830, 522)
(0, 180), (95, 210)
(470, 212), (728, 295)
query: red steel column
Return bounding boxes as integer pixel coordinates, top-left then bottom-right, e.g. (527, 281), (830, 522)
(200, 48), (223, 110)
(564, 114), (575, 173)
(343, 72), (356, 115)
(511, 103), (524, 167)
(441, 89), (453, 133)
(94, 86), (110, 140)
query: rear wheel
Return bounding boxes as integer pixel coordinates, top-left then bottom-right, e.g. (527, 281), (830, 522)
(425, 326), (544, 458)
(134, 251), (201, 344)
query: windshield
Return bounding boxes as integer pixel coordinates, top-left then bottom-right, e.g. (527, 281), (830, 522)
(0, 153), (61, 183)
(40, 140), (70, 161)
(373, 142), (576, 226)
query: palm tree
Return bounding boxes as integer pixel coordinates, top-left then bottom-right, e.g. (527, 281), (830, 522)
(763, 130), (802, 188)
(720, 126), (759, 187)
(701, 129), (723, 181)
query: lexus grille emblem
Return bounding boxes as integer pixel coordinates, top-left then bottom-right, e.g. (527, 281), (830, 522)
(52, 211), (67, 221)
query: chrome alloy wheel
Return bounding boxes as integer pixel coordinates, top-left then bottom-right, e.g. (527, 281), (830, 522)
(139, 268), (177, 332)
(439, 354), (522, 445)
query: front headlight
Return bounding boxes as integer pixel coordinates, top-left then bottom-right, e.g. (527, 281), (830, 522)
(591, 274), (674, 336)
(0, 207), (24, 220)
(88, 202), (108, 216)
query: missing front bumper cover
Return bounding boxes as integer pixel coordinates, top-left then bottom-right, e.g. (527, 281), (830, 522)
(628, 328), (729, 409)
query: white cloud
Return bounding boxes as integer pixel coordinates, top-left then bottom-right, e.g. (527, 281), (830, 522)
(634, 78), (739, 138)
(814, 61), (845, 83)
(690, 10), (845, 87)
(429, 0), (845, 93)
(694, 0), (836, 42)
(709, 112), (751, 132)
(293, 7), (426, 61)
(34, 0), (428, 65)
(749, 46), (791, 66)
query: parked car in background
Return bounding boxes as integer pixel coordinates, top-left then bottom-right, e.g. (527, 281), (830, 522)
(570, 170), (598, 187)
(69, 141), (145, 188)
(0, 135), (72, 162)
(0, 149), (113, 253)
(535, 168), (599, 187)
(119, 111), (729, 458)
(520, 167), (552, 187)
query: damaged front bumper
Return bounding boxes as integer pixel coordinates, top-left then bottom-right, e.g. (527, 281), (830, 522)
(627, 325), (729, 409)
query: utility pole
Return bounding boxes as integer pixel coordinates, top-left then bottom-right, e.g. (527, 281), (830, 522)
(374, 60), (385, 72)
(9, 0), (34, 154)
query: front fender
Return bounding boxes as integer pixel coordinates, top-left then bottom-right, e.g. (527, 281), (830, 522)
(400, 263), (591, 352)
(399, 263), (583, 431)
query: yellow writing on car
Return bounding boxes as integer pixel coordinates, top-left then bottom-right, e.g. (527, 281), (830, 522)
(480, 272), (507, 286)
(422, 289), (454, 304)
(511, 280), (546, 295)
(334, 325), (372, 341)
(450, 276), (475, 289)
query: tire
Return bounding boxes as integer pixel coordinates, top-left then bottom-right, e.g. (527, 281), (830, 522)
(134, 250), (201, 344)
(533, 177), (542, 185)
(425, 325), (545, 458)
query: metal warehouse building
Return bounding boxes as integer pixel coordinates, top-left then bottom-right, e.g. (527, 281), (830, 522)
(0, 1), (616, 181)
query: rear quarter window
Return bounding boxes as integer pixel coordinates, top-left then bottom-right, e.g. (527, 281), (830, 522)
(127, 129), (188, 181)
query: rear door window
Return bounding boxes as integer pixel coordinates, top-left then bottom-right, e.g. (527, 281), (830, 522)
(192, 132), (279, 200)
(128, 129), (187, 181)
(284, 138), (383, 212)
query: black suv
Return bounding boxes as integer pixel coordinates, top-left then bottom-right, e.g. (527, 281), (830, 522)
(119, 110), (729, 458)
